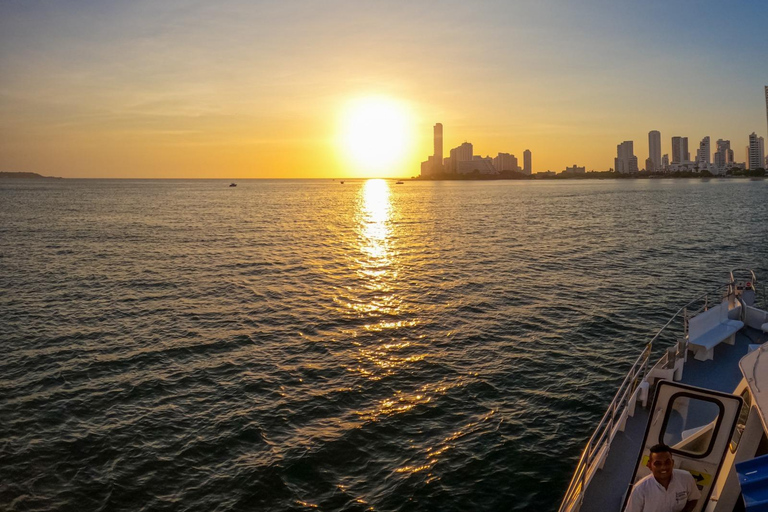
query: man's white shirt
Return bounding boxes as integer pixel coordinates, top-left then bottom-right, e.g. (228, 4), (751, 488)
(625, 469), (702, 512)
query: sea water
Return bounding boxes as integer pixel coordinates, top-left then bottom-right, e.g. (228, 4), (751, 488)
(1, 178), (766, 511)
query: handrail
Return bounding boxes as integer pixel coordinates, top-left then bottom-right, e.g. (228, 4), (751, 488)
(729, 268), (757, 287)
(557, 280), (736, 512)
(729, 268), (765, 309)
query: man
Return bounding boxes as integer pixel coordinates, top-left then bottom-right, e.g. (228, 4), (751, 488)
(625, 444), (701, 512)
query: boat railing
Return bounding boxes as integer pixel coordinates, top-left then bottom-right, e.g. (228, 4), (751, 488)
(729, 268), (767, 310)
(557, 282), (734, 512)
(729, 268), (757, 291)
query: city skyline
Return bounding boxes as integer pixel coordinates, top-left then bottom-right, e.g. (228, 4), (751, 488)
(421, 121), (765, 177)
(1, 1), (767, 178)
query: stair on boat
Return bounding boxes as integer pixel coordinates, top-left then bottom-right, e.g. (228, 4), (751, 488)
(736, 453), (768, 511)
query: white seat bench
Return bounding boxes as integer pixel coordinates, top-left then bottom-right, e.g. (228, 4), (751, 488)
(687, 301), (744, 361)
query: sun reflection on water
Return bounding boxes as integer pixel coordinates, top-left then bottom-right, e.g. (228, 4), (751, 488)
(343, 180), (458, 475)
(356, 178), (393, 281)
(348, 179), (418, 377)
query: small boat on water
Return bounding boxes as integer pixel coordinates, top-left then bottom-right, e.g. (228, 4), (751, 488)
(340, 181), (344, 184)
(395, 181), (404, 184)
(560, 269), (768, 512)
(229, 183), (237, 187)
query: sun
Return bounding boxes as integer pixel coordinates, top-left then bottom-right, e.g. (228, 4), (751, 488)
(339, 96), (413, 175)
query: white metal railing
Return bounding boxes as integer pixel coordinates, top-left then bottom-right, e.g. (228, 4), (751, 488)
(557, 281), (737, 512)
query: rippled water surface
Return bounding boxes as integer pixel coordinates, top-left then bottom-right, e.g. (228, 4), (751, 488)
(1, 178), (767, 511)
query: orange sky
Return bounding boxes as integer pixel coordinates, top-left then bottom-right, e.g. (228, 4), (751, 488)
(1, 1), (767, 178)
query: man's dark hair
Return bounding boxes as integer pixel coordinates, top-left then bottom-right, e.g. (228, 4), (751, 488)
(649, 443), (672, 454)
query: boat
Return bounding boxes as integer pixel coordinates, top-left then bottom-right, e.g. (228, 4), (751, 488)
(395, 181), (404, 184)
(340, 181), (344, 184)
(229, 183), (237, 187)
(559, 269), (768, 512)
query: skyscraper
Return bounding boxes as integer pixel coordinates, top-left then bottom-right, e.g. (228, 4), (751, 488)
(671, 136), (689, 164)
(421, 122), (444, 176)
(523, 149), (531, 174)
(615, 141), (638, 174)
(696, 136), (711, 167)
(714, 139), (734, 169)
(765, 86), (767, 139)
(648, 130), (661, 172)
(749, 132), (766, 170)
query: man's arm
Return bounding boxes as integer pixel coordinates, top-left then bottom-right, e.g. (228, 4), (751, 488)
(624, 487), (643, 512)
(683, 470), (701, 511)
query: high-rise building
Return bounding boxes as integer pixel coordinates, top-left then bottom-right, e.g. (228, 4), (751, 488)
(765, 86), (768, 139)
(648, 130), (661, 172)
(662, 154), (669, 172)
(615, 141), (638, 174)
(494, 153), (519, 173)
(645, 158), (653, 172)
(749, 132), (766, 170)
(523, 149), (532, 174)
(421, 122), (445, 176)
(444, 142), (473, 173)
(714, 139), (734, 169)
(434, 123), (443, 164)
(453, 142), (473, 162)
(671, 136), (689, 164)
(696, 136), (711, 167)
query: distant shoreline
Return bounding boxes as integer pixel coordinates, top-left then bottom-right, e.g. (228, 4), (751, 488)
(0, 171), (63, 179)
(0, 171), (763, 181)
(414, 170), (766, 181)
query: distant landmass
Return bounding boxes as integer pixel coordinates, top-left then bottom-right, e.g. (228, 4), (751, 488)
(0, 171), (63, 179)
(416, 168), (766, 181)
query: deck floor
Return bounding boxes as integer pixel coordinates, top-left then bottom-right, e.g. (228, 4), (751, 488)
(578, 326), (767, 512)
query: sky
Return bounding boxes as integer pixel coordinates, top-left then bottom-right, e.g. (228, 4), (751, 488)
(1, 0), (767, 178)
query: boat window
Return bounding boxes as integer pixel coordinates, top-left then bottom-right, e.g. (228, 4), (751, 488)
(659, 393), (723, 458)
(730, 390), (752, 454)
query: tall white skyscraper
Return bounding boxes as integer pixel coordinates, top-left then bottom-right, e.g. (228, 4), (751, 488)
(523, 149), (531, 174)
(434, 123), (443, 164)
(671, 136), (689, 164)
(696, 136), (711, 167)
(615, 141), (638, 173)
(749, 132), (765, 170)
(648, 130), (661, 172)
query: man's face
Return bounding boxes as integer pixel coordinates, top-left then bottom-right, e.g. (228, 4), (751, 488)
(647, 451), (674, 481)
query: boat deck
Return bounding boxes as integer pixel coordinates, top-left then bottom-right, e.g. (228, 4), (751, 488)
(579, 326), (768, 512)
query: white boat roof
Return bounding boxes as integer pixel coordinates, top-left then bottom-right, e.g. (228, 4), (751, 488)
(739, 343), (768, 432)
